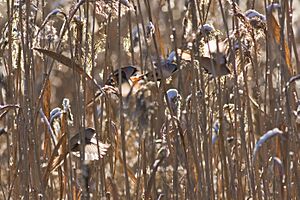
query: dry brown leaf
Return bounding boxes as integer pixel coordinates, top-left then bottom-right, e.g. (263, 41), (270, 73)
(34, 48), (103, 93)
(43, 133), (68, 184)
(42, 80), (51, 158)
(111, 121), (137, 184)
(107, 177), (120, 200)
(34, 48), (83, 74)
(267, 13), (293, 76)
(155, 23), (165, 58)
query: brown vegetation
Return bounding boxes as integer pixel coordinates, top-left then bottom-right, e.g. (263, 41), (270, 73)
(0, 0), (300, 199)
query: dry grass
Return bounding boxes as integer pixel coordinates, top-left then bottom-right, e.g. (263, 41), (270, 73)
(0, 0), (300, 199)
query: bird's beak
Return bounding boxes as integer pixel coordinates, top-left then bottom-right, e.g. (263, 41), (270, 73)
(130, 75), (144, 85)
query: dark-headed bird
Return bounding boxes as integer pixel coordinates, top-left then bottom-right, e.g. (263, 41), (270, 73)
(104, 66), (142, 96)
(70, 127), (110, 160)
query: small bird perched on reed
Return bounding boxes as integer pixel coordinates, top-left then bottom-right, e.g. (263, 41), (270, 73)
(49, 127), (110, 172)
(48, 105), (110, 169)
(69, 127), (110, 160)
(145, 59), (178, 81)
(104, 66), (142, 97)
(105, 66), (138, 87)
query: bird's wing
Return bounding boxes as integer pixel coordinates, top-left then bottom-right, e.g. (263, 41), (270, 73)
(72, 142), (110, 161)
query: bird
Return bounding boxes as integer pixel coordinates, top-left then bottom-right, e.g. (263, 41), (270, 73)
(145, 59), (178, 81)
(105, 66), (138, 87)
(48, 127), (110, 172)
(167, 22), (231, 77)
(104, 66), (143, 97)
(168, 48), (230, 77)
(198, 52), (230, 77)
(48, 102), (110, 161)
(69, 127), (110, 160)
